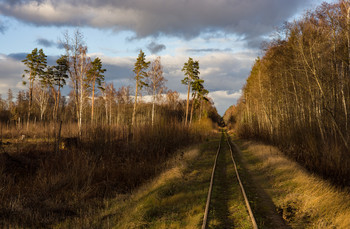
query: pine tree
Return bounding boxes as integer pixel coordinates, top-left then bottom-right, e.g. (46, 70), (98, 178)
(132, 50), (150, 126)
(22, 48), (47, 128)
(181, 57), (199, 126)
(87, 57), (106, 124)
(53, 55), (69, 121)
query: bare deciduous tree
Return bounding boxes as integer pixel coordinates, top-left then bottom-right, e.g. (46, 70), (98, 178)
(146, 56), (167, 126)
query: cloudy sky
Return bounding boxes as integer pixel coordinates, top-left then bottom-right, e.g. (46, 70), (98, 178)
(0, 0), (335, 115)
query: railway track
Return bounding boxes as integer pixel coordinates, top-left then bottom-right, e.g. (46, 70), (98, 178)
(201, 131), (258, 229)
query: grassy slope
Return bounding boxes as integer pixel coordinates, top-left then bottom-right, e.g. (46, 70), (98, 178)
(55, 139), (218, 228)
(55, 132), (350, 228)
(110, 138), (222, 228)
(234, 136), (350, 228)
(227, 135), (289, 229)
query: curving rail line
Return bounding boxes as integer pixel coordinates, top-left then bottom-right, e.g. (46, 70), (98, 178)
(201, 131), (258, 229)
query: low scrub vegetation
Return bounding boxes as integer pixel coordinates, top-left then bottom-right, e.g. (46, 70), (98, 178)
(0, 120), (212, 228)
(237, 140), (350, 228)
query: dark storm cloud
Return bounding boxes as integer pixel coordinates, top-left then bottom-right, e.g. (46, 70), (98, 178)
(0, 0), (314, 44)
(8, 52), (28, 61)
(36, 38), (65, 49)
(103, 63), (133, 82)
(8, 52), (58, 65)
(147, 41), (166, 54)
(36, 38), (56, 48)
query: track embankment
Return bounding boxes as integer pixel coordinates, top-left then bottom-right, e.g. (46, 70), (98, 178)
(232, 138), (350, 228)
(54, 132), (350, 228)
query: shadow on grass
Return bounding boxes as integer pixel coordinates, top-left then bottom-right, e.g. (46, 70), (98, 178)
(230, 137), (291, 229)
(209, 142), (235, 229)
(89, 138), (223, 228)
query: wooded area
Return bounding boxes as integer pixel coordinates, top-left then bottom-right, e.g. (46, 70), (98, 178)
(233, 1), (350, 185)
(0, 30), (221, 227)
(0, 30), (220, 130)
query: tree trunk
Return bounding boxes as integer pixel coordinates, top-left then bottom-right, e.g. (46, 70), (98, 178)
(91, 78), (96, 125)
(257, 64), (273, 137)
(40, 106), (44, 121)
(57, 86), (61, 121)
(52, 88), (57, 121)
(105, 96), (108, 125)
(132, 79), (139, 127)
(185, 81), (190, 126)
(189, 92), (196, 126)
(27, 79), (33, 130)
(109, 97), (112, 125)
(78, 58), (84, 136)
(74, 79), (80, 134)
(117, 103), (120, 126)
(151, 89), (155, 126)
(199, 98), (203, 121)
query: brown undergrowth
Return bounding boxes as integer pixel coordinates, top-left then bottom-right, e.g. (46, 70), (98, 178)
(0, 120), (212, 228)
(237, 139), (350, 228)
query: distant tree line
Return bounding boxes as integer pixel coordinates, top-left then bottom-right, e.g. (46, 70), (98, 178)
(234, 0), (350, 185)
(0, 30), (220, 131)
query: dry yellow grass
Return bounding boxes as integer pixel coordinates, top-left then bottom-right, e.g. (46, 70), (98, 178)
(75, 145), (203, 229)
(1, 121), (204, 228)
(241, 141), (350, 228)
(133, 146), (200, 198)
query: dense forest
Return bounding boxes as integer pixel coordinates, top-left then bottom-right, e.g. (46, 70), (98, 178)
(230, 1), (350, 186)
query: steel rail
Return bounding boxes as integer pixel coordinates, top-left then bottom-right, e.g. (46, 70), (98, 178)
(225, 133), (258, 229)
(201, 133), (222, 229)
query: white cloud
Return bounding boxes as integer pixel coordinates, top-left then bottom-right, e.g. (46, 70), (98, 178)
(0, 54), (25, 94)
(208, 90), (242, 115)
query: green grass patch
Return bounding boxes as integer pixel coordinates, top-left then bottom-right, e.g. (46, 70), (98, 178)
(208, 138), (251, 228)
(229, 136), (290, 229)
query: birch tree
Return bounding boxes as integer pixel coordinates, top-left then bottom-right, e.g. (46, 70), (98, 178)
(62, 30), (90, 135)
(103, 83), (116, 125)
(76, 46), (91, 133)
(166, 90), (180, 110)
(116, 86), (132, 125)
(33, 82), (49, 121)
(234, 1), (350, 185)
(146, 56), (167, 126)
